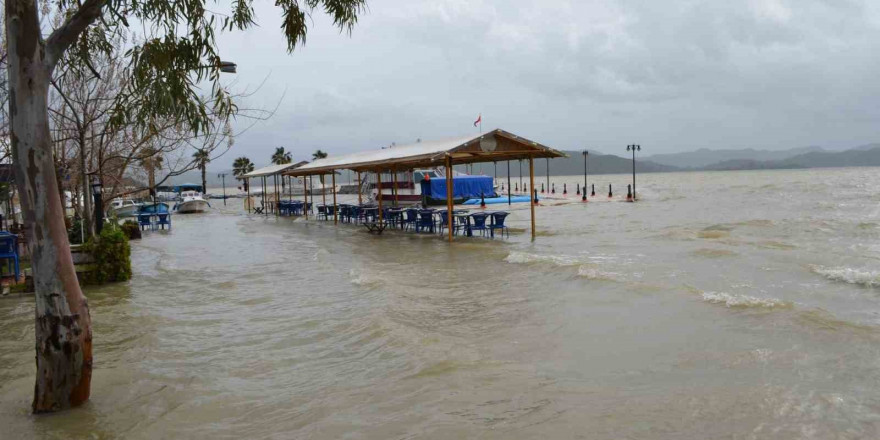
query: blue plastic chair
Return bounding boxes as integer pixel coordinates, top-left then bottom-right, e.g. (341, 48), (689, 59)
(416, 210), (436, 233)
(157, 213), (172, 230)
(138, 213), (155, 231)
(0, 233), (20, 280)
(402, 209), (418, 231)
(488, 211), (510, 238)
(438, 211), (464, 236)
(469, 213), (490, 237)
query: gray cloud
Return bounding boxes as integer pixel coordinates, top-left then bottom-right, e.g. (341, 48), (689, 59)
(213, 0), (880, 167)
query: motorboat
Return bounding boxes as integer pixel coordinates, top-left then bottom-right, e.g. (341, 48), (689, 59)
(174, 190), (210, 213)
(108, 198), (143, 218)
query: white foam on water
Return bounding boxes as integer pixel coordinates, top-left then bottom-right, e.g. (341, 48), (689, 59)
(701, 291), (791, 309)
(811, 266), (880, 288)
(349, 268), (383, 287)
(576, 266), (621, 281)
(504, 251), (582, 266)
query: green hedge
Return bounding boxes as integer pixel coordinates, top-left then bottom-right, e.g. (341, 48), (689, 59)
(81, 225), (132, 284)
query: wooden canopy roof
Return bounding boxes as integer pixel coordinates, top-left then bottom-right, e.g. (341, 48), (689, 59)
(284, 129), (566, 176)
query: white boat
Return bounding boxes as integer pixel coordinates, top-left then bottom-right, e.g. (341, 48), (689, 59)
(174, 191), (210, 213)
(108, 198), (144, 217)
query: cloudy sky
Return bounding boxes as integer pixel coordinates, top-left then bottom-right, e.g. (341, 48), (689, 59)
(211, 0), (880, 168)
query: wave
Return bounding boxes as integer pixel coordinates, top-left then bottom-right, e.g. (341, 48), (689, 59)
(700, 291), (792, 309)
(349, 268), (384, 287)
(576, 266), (621, 281)
(811, 266), (880, 288)
(504, 251), (582, 267)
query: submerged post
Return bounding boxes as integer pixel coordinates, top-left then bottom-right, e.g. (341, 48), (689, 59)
(446, 155), (454, 243)
(332, 172), (338, 224)
(529, 156), (536, 240)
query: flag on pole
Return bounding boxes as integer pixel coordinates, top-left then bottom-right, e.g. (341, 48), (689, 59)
(473, 114), (481, 127)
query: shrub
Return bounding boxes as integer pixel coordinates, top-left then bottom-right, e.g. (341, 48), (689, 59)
(121, 220), (142, 240)
(81, 226), (132, 284)
(68, 218), (85, 245)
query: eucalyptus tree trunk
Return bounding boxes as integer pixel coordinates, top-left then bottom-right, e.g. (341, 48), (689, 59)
(6, 0), (98, 413)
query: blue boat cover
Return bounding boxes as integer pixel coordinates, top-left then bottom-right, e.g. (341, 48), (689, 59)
(420, 176), (494, 200)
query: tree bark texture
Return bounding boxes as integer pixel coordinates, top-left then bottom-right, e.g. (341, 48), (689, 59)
(6, 0), (93, 413)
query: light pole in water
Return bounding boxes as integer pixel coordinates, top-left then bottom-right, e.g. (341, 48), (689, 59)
(582, 150), (588, 202)
(218, 173), (227, 206)
(626, 144), (640, 201)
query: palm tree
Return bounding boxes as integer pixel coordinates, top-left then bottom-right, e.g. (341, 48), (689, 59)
(192, 148), (210, 193)
(232, 156), (255, 191)
(139, 147), (163, 197)
(271, 147), (292, 165)
(312, 149), (328, 160)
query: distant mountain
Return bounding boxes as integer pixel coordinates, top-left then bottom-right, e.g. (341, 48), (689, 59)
(486, 151), (679, 178)
(646, 146), (825, 168)
(702, 146), (880, 171)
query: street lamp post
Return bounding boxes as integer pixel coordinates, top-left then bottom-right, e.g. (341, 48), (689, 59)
(626, 144), (641, 201)
(90, 176), (103, 234)
(218, 173), (227, 206)
(582, 150), (589, 202)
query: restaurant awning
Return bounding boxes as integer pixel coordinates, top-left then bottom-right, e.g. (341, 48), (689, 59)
(284, 129), (566, 176)
(242, 161), (308, 179)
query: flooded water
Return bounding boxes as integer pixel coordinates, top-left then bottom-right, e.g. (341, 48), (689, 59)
(2, 168), (880, 439)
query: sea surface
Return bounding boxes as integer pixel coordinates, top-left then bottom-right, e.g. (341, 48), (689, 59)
(2, 168), (880, 439)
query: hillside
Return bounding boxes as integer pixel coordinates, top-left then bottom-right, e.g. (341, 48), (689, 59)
(647, 146), (825, 168)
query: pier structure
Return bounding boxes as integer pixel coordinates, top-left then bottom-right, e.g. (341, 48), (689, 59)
(283, 128), (565, 241)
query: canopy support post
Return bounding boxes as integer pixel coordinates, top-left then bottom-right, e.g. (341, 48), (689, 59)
(392, 169), (399, 207)
(377, 171), (383, 224)
(507, 160), (512, 205)
(357, 171), (362, 205)
(332, 172), (338, 224)
(304, 176), (309, 219)
(529, 156), (536, 240)
(446, 155), (453, 243)
(321, 174), (327, 216)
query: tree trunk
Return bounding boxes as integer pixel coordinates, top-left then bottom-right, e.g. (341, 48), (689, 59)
(6, 0), (93, 413)
(201, 165), (206, 194)
(79, 133), (93, 238)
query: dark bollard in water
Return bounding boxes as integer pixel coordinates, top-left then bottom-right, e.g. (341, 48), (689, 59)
(576, 183), (580, 195)
(552, 183), (556, 194)
(626, 184), (633, 201)
(534, 189), (539, 204)
(563, 183), (567, 195)
(608, 184), (612, 198)
(541, 183), (545, 194)
(591, 184), (596, 197)
(515, 182), (519, 192)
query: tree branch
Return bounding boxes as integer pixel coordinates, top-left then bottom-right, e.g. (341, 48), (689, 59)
(44, 0), (107, 71)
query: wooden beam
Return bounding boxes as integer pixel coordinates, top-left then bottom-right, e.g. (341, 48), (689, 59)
(321, 175), (327, 216)
(529, 155), (536, 240)
(446, 155), (453, 243)
(332, 172), (338, 224)
(246, 177), (251, 212)
(304, 176), (309, 219)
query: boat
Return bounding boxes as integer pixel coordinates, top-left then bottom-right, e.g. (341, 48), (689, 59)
(108, 198), (143, 218)
(174, 190), (210, 213)
(138, 202), (170, 215)
(371, 168), (497, 206)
